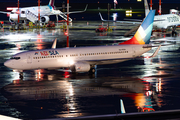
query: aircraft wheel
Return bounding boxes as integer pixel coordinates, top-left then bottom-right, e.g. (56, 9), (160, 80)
(89, 68), (95, 74)
(19, 72), (24, 79)
(70, 65), (76, 73)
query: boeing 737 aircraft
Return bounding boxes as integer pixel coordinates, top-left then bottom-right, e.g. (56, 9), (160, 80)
(144, 0), (180, 30)
(4, 10), (160, 78)
(0, 0), (87, 24)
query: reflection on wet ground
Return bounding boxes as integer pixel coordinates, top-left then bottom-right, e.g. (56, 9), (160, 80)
(0, 24), (180, 119)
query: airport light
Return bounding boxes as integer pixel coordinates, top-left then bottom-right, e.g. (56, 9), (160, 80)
(126, 10), (132, 17)
(137, 0), (142, 2)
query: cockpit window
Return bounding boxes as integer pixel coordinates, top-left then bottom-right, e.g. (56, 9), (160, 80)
(10, 57), (20, 60)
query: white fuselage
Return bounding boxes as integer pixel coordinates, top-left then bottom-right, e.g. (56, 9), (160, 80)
(4, 45), (151, 71)
(153, 14), (180, 29)
(9, 5), (61, 21)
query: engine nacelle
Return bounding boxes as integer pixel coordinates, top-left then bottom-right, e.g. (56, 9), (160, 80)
(41, 16), (50, 23)
(70, 62), (90, 72)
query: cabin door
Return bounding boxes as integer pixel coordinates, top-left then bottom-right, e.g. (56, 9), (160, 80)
(26, 53), (32, 64)
(132, 47), (136, 58)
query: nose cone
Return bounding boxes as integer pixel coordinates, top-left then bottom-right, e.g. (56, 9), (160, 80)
(4, 60), (12, 68)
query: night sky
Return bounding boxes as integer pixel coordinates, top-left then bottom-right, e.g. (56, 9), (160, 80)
(0, 0), (180, 3)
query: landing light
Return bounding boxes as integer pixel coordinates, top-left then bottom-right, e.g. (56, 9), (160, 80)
(13, 69), (19, 72)
(69, 60), (75, 65)
(64, 31), (68, 36)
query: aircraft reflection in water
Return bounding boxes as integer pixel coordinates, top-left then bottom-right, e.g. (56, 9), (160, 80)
(1, 68), (162, 118)
(0, 28), (61, 42)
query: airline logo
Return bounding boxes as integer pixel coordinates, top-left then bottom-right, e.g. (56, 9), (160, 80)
(34, 50), (59, 56)
(35, 52), (38, 55)
(167, 16), (179, 22)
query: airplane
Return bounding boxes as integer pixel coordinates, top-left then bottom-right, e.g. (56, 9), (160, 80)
(99, 12), (141, 25)
(100, 0), (180, 32)
(4, 10), (161, 79)
(0, 0), (88, 25)
(144, 0), (180, 30)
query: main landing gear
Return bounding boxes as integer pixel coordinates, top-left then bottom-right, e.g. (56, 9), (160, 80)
(172, 26), (177, 37)
(88, 65), (96, 75)
(19, 72), (24, 79)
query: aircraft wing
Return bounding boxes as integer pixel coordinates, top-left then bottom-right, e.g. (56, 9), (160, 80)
(64, 4), (88, 14)
(0, 11), (11, 14)
(151, 37), (180, 42)
(168, 23), (180, 28)
(80, 58), (131, 65)
(99, 13), (141, 24)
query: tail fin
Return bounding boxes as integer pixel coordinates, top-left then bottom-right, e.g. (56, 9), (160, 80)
(49, 0), (55, 9)
(119, 10), (155, 45)
(144, 0), (150, 16)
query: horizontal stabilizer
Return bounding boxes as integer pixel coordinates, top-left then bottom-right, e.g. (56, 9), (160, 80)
(124, 25), (140, 37)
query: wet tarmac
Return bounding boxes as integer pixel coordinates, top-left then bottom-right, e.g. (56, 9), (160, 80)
(0, 22), (180, 119)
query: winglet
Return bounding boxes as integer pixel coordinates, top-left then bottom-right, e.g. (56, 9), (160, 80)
(99, 12), (105, 21)
(52, 38), (57, 49)
(120, 99), (126, 114)
(150, 45), (161, 58)
(84, 4), (88, 12)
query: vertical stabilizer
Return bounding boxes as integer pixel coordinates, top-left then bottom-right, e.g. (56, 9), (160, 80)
(144, 0), (150, 17)
(120, 99), (126, 114)
(119, 10), (155, 45)
(49, 0), (55, 9)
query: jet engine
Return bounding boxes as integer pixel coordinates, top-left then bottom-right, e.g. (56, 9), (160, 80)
(70, 62), (90, 72)
(41, 16), (50, 23)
